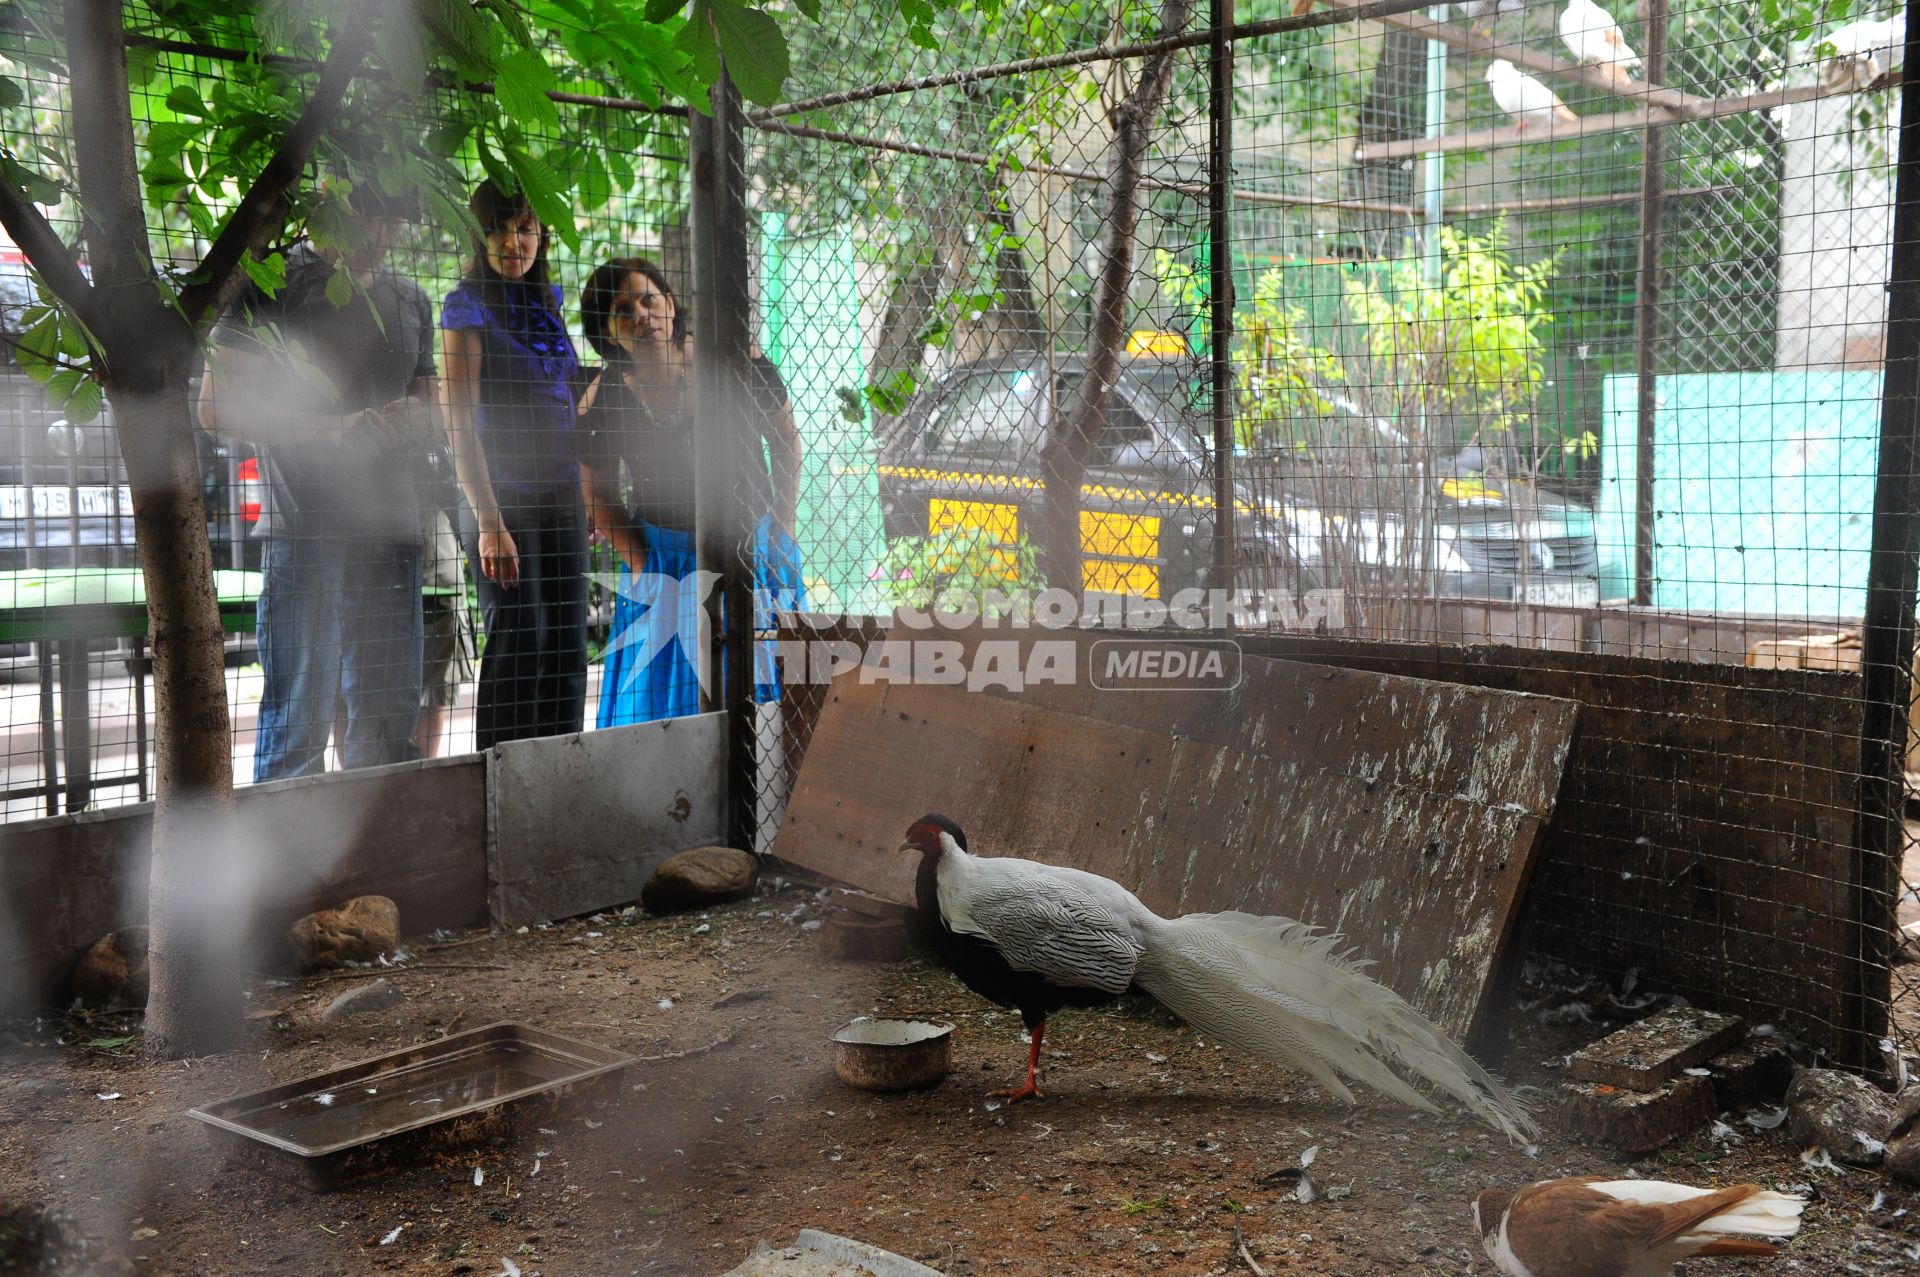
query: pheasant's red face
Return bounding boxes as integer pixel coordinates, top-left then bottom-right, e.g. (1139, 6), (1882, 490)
(901, 822), (946, 858)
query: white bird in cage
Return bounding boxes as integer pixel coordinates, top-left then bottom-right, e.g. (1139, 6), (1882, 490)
(1454, 0), (1525, 22)
(1815, 14), (1905, 94)
(1559, 0), (1641, 86)
(1486, 59), (1579, 131)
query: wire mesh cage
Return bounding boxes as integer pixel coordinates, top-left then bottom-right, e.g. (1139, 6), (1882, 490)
(0, 0), (1912, 1076)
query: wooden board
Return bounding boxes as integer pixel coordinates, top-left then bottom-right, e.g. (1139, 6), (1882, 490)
(773, 626), (1580, 1046)
(1229, 634), (1880, 1068)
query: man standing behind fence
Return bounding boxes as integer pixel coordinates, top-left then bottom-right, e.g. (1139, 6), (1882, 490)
(198, 179), (440, 780)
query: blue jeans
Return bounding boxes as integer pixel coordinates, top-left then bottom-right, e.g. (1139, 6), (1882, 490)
(253, 537), (424, 782)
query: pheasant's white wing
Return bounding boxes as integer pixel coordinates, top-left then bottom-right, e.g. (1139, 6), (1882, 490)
(938, 855), (1146, 994)
(1559, 5), (1603, 61)
(1587, 1179), (1714, 1206)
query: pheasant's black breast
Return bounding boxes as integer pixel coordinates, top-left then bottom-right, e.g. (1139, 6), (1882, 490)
(914, 850), (1121, 1031)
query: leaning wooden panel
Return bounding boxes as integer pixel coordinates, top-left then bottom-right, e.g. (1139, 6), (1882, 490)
(773, 627), (1580, 1046)
(1228, 635), (1875, 1066)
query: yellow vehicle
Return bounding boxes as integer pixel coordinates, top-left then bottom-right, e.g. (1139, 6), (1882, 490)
(877, 353), (1602, 606)
(877, 353), (1306, 600)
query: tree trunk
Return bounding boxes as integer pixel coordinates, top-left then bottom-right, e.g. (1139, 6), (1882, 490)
(67, 0), (237, 1057)
(115, 380), (241, 1057)
(868, 228), (960, 462)
(1038, 0), (1197, 593)
(985, 184), (1045, 349)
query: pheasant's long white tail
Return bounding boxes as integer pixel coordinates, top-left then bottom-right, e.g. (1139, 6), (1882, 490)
(1133, 911), (1537, 1142)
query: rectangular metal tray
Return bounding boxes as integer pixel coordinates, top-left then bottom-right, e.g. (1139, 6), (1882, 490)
(188, 1022), (634, 1190)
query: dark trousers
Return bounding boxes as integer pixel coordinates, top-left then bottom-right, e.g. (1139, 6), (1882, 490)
(461, 491), (588, 749)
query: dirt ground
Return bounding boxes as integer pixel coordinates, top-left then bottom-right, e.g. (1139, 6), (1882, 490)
(2, 875), (1918, 1277)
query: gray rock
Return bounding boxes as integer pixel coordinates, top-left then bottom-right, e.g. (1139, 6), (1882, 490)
(642, 846), (758, 913)
(319, 977), (405, 1022)
(1785, 1067), (1896, 1166)
(1888, 1089), (1920, 1185)
(1891, 1087), (1920, 1142)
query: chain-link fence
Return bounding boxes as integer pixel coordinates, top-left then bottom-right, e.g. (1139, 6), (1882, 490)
(0, 2), (1913, 1070)
(740, 0), (1918, 1072)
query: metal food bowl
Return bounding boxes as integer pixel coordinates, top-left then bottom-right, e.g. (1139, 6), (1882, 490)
(831, 1018), (954, 1092)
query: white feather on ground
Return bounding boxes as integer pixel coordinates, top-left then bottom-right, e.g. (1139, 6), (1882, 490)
(935, 846), (1537, 1142)
(1486, 59), (1580, 129)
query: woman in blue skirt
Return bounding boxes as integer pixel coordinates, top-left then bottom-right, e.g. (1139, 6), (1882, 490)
(574, 256), (803, 726)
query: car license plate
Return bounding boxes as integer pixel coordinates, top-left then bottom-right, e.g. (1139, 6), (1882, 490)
(1517, 578), (1599, 608)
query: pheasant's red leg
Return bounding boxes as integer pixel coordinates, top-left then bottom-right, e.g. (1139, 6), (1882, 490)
(990, 1021), (1046, 1102)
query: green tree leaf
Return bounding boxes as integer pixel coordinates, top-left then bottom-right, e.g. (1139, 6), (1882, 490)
(143, 121), (204, 160)
(242, 251), (288, 298)
(644, 0), (688, 20)
(493, 49), (562, 135)
(412, 0), (493, 75)
(164, 84), (205, 117)
(63, 375), (104, 424)
(324, 265), (354, 310)
(479, 0), (538, 53)
(703, 0), (790, 106)
(0, 77), (25, 109)
(502, 143), (577, 249)
(673, 5), (721, 86)
(15, 311), (60, 379)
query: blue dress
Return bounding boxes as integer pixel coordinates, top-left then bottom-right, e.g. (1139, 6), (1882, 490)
(597, 516), (804, 727)
(578, 361), (803, 727)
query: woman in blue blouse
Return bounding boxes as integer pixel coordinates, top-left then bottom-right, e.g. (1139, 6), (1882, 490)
(440, 181), (586, 747)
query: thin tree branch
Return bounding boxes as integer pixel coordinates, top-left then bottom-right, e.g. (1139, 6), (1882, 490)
(755, 0), (1446, 121)
(174, 2), (379, 328)
(1354, 78), (1855, 161)
(0, 176), (98, 333)
(1040, 0), (1199, 593)
(750, 117), (1425, 217)
(0, 328), (92, 372)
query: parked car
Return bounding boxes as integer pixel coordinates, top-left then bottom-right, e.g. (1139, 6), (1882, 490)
(0, 369), (261, 574)
(879, 352), (1600, 608)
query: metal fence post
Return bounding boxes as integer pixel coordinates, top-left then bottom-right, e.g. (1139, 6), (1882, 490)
(1209, 0), (1236, 599)
(1852, 0), (1920, 1070)
(691, 64), (759, 854)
